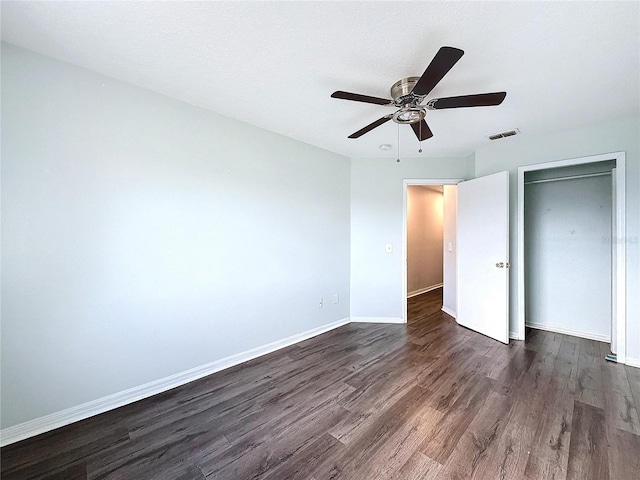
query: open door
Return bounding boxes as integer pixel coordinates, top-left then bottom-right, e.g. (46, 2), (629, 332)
(457, 171), (510, 343)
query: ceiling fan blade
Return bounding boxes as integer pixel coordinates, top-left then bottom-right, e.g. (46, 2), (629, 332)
(331, 91), (393, 106)
(410, 120), (434, 141)
(429, 92), (507, 109)
(348, 115), (393, 138)
(412, 46), (464, 96)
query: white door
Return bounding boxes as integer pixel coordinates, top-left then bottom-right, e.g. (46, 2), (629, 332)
(457, 171), (510, 343)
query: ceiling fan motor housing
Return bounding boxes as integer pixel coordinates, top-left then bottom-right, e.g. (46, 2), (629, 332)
(390, 77), (422, 103)
(390, 77), (427, 124)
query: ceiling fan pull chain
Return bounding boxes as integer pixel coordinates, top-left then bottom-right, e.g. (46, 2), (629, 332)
(396, 123), (401, 163)
(419, 121), (423, 153)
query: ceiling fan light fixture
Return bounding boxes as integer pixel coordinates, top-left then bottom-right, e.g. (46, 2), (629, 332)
(393, 106), (425, 125)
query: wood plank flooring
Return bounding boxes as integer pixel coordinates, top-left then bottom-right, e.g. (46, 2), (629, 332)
(2, 288), (639, 479)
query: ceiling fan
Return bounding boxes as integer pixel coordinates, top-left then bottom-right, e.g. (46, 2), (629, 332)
(331, 46), (506, 141)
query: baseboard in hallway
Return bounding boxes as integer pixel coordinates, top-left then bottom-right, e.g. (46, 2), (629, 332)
(407, 283), (443, 299)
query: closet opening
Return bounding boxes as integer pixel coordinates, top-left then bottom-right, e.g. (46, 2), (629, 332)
(518, 152), (626, 363)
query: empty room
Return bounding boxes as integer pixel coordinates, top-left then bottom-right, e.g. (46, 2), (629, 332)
(1, 1), (639, 479)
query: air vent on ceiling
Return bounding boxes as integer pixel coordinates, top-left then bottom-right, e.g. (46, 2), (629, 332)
(488, 128), (520, 140)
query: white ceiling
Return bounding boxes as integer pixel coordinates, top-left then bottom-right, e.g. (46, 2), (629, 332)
(2, 1), (639, 159)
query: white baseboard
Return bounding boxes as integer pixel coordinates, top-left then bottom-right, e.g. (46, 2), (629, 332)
(526, 322), (610, 343)
(350, 316), (405, 324)
(407, 283), (443, 299)
(441, 306), (456, 318)
(625, 357), (640, 369)
(510, 331), (521, 340)
(0, 317), (350, 447)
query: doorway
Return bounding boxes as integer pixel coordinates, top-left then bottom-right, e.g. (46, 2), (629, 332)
(406, 185), (444, 298)
(518, 152), (626, 363)
(402, 179), (462, 323)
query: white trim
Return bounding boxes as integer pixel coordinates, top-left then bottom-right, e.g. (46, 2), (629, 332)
(611, 168), (618, 355)
(517, 166), (526, 342)
(526, 322), (611, 343)
(407, 283), (443, 298)
(509, 331), (519, 340)
(614, 156), (626, 364)
(625, 357), (640, 369)
(441, 306), (456, 318)
(350, 316), (405, 324)
(0, 317), (350, 447)
(402, 178), (464, 324)
(517, 152), (626, 362)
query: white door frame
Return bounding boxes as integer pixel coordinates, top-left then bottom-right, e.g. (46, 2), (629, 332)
(402, 178), (463, 323)
(517, 152), (626, 363)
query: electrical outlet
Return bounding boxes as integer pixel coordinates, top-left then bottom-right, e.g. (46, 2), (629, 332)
(318, 298), (324, 308)
(333, 294), (339, 304)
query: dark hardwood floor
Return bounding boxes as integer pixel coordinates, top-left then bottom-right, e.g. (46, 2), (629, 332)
(2, 288), (639, 479)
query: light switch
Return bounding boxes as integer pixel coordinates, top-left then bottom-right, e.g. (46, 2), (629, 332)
(448, 242), (453, 252)
(385, 243), (393, 253)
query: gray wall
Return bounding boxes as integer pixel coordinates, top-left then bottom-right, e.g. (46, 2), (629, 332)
(406, 186), (443, 295)
(525, 174), (612, 339)
(474, 115), (640, 359)
(1, 44), (351, 428)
